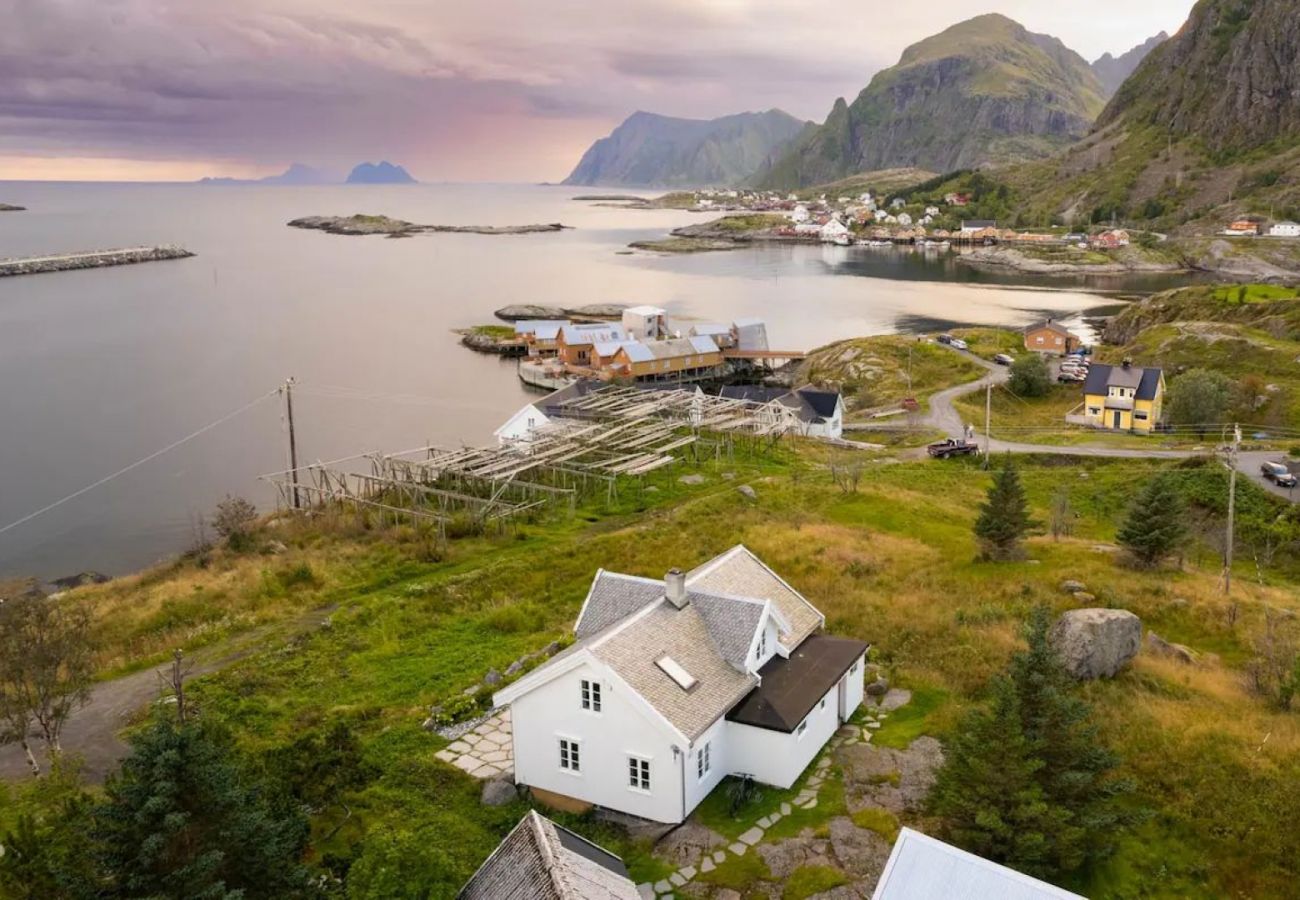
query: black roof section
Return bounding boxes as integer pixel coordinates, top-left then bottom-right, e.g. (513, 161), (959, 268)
(1136, 367), (1163, 401)
(719, 385), (788, 404)
(554, 824), (630, 878)
(726, 634), (869, 733)
(1081, 363), (1163, 400)
(795, 388), (840, 418)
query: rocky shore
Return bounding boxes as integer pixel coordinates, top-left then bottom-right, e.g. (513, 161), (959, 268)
(493, 303), (627, 321)
(955, 245), (1186, 276)
(0, 203), (25, 212)
(288, 214), (568, 238)
(0, 245), (194, 278)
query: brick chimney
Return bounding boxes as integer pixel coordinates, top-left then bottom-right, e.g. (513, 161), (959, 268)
(665, 569), (687, 609)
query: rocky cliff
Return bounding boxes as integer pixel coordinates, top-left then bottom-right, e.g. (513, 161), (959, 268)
(1091, 33), (1168, 97)
(562, 110), (810, 188)
(756, 14), (1106, 188)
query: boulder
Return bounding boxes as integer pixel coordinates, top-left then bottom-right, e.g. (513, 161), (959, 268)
(878, 688), (912, 712)
(654, 822), (726, 867)
(1060, 580), (1087, 593)
(1147, 631), (1197, 665)
(737, 484), (758, 501)
(504, 660), (524, 676)
(679, 474), (706, 485)
(481, 778), (518, 807)
(483, 668), (503, 686)
(1050, 609), (1142, 679)
(1072, 591), (1096, 603)
(827, 817), (892, 877)
(865, 677), (889, 697)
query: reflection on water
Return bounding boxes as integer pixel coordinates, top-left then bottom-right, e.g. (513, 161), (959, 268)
(0, 182), (1198, 577)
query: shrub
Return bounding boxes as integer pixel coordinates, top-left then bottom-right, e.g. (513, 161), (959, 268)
(1008, 354), (1051, 398)
(212, 495), (258, 551)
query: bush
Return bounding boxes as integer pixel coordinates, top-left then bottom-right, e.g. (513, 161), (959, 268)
(429, 694), (480, 728)
(1166, 369), (1232, 435)
(1008, 354), (1051, 398)
(212, 495), (258, 550)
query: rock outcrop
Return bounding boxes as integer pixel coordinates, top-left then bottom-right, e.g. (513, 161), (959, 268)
(1050, 608), (1142, 679)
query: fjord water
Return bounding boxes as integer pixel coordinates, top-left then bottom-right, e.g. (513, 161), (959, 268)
(0, 182), (1180, 579)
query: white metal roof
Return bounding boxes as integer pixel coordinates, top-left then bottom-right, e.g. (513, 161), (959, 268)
(873, 829), (1085, 900)
(624, 305), (666, 316)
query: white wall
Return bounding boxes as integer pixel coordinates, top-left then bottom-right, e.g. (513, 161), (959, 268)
(683, 716), (730, 815)
(724, 681), (840, 789)
(510, 659), (685, 823)
(841, 654), (866, 719)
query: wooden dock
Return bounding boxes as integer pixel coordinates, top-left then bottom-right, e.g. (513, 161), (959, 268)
(0, 245), (195, 277)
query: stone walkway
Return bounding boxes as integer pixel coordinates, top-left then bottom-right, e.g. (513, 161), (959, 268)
(638, 698), (900, 900)
(434, 708), (514, 779)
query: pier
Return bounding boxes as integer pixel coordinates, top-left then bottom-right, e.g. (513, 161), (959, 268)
(0, 245), (195, 278)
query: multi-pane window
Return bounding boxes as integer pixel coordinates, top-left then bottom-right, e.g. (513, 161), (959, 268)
(559, 739), (580, 772)
(697, 743), (711, 780)
(756, 627), (767, 660)
(796, 719), (808, 739)
(628, 756), (651, 791)
(580, 679), (601, 712)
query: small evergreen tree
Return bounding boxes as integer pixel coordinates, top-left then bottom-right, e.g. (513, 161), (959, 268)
(1116, 475), (1187, 567)
(931, 607), (1138, 881)
(974, 459), (1033, 560)
(1009, 354), (1052, 398)
(93, 718), (311, 899)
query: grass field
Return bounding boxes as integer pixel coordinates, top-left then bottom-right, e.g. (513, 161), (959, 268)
(5, 440), (1299, 898)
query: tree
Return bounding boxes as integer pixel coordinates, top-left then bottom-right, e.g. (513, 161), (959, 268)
(974, 460), (1033, 560)
(1165, 368), (1232, 436)
(0, 595), (95, 775)
(212, 495), (258, 551)
(1008, 354), (1052, 398)
(1116, 475), (1187, 567)
(93, 718), (312, 899)
(931, 608), (1136, 881)
(0, 762), (99, 899)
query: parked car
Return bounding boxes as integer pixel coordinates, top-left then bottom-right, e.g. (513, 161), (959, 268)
(927, 438), (980, 459)
(1058, 371), (1087, 383)
(936, 334), (954, 345)
(1260, 461), (1298, 488)
(949, 338), (969, 350)
(993, 353), (1015, 366)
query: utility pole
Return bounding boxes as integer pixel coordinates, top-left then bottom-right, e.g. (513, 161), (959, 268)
(983, 379), (992, 469)
(282, 377), (300, 509)
(1222, 422), (1241, 596)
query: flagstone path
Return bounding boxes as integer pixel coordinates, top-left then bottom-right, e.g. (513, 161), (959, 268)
(638, 698), (900, 900)
(433, 708), (514, 780)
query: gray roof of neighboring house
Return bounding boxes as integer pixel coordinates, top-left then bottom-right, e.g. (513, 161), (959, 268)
(687, 546), (824, 651)
(575, 571), (666, 639)
(458, 811), (640, 900)
(872, 828), (1084, 900)
(1083, 363), (1163, 400)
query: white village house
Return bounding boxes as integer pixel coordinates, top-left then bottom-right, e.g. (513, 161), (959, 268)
(494, 547), (869, 824)
(1270, 220), (1300, 237)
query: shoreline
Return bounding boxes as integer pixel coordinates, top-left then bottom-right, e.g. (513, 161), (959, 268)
(288, 214), (569, 238)
(0, 245), (194, 277)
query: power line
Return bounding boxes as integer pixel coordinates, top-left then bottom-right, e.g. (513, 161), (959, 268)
(0, 388), (280, 538)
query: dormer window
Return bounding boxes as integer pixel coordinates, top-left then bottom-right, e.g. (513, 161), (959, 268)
(580, 679), (601, 712)
(756, 626), (768, 661)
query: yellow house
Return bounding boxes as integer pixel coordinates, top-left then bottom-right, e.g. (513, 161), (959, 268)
(1077, 361), (1164, 433)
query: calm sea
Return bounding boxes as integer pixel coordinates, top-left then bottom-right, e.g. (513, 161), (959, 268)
(0, 182), (1191, 579)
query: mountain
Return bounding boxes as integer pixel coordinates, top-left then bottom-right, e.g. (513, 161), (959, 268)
(1002, 0), (1300, 235)
(562, 110), (811, 188)
(346, 161), (417, 184)
(1091, 33), (1168, 97)
(755, 14), (1107, 189)
(198, 163), (335, 185)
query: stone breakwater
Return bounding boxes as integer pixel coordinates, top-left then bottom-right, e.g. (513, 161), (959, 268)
(0, 245), (195, 277)
(287, 214), (568, 238)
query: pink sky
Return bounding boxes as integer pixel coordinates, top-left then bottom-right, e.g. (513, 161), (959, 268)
(0, 0), (1196, 183)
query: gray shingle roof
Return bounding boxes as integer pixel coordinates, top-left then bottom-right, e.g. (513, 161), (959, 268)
(591, 600), (758, 741)
(690, 591), (765, 671)
(458, 811), (640, 900)
(575, 571), (665, 639)
(872, 828), (1084, 900)
(687, 546), (824, 651)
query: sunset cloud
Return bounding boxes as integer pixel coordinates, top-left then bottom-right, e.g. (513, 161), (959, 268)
(0, 0), (1196, 182)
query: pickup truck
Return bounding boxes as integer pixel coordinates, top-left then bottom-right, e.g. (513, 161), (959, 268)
(927, 438), (981, 459)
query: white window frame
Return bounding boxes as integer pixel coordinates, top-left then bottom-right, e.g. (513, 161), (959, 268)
(580, 679), (601, 713)
(819, 697), (827, 711)
(696, 742), (711, 781)
(796, 719), (809, 739)
(558, 737), (582, 775)
(628, 755), (651, 792)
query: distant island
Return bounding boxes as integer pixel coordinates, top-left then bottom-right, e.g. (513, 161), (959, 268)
(196, 161), (419, 185)
(287, 214), (566, 238)
(345, 161), (416, 184)
(0, 203), (25, 211)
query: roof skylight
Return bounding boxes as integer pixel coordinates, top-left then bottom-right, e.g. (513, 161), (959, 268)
(655, 655), (698, 691)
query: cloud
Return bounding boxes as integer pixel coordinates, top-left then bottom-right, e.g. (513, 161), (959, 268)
(0, 0), (1198, 181)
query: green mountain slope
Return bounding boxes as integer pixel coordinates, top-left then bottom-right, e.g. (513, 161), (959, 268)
(562, 110), (811, 188)
(756, 14), (1106, 188)
(1001, 0), (1300, 234)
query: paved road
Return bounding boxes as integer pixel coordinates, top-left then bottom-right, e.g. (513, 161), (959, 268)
(871, 344), (1298, 495)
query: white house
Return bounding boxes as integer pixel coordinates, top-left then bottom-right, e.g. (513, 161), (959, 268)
(924, 206), (940, 217)
(1270, 220), (1300, 237)
(717, 385), (846, 440)
(459, 810), (640, 899)
(732, 317), (769, 352)
(622, 305), (667, 341)
(873, 828), (1084, 900)
(494, 402), (552, 449)
(890, 198), (906, 210)
(791, 205), (811, 224)
(896, 213), (913, 227)
(820, 220), (851, 245)
(494, 547), (869, 824)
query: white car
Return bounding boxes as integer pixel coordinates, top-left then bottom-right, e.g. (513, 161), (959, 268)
(949, 338), (969, 351)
